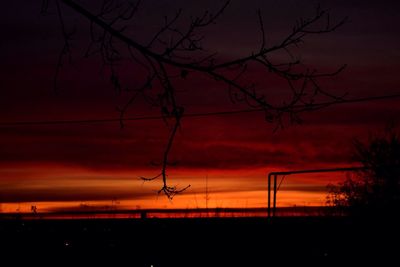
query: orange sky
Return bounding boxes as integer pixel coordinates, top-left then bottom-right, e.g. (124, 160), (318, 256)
(0, 160), (355, 213)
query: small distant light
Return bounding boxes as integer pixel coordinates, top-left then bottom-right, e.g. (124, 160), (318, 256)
(64, 241), (70, 247)
(324, 252), (328, 257)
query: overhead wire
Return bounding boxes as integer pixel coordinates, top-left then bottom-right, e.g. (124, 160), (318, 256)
(1, 93), (400, 127)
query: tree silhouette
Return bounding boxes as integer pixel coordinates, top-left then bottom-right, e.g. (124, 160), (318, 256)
(43, 0), (347, 198)
(327, 128), (400, 217)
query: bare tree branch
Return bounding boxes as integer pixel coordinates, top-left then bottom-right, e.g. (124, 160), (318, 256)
(47, 0), (348, 198)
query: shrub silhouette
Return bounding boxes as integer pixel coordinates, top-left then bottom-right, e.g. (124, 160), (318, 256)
(327, 129), (400, 217)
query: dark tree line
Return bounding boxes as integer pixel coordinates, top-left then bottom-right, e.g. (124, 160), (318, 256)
(43, 0), (347, 198)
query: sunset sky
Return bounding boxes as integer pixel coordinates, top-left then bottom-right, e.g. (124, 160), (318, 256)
(1, 0), (400, 213)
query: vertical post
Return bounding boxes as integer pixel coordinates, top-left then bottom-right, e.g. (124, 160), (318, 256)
(273, 174), (277, 217)
(267, 173), (271, 218)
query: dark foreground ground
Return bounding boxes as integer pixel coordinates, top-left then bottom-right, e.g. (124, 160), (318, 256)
(0, 217), (398, 266)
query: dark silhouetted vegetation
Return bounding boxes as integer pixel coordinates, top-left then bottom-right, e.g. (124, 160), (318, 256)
(327, 128), (400, 217)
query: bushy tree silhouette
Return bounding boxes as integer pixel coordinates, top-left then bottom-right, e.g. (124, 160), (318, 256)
(327, 129), (400, 216)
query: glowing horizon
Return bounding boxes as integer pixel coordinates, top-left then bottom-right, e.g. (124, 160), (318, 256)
(0, 163), (353, 213)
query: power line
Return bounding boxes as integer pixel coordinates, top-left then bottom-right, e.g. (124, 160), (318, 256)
(1, 93), (400, 127)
